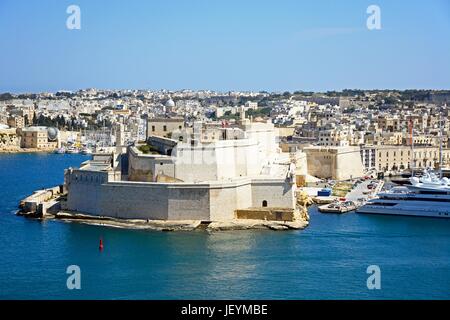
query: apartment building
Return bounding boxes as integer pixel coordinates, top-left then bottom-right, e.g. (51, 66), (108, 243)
(375, 146), (450, 172)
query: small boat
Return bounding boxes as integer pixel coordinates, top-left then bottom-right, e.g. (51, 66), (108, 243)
(54, 147), (66, 154)
(66, 146), (79, 154)
(319, 200), (358, 214)
(389, 177), (411, 185)
(317, 188), (332, 197)
(80, 147), (93, 155)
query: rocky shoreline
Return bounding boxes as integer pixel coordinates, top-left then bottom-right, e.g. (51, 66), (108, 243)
(18, 185), (311, 232)
(0, 148), (54, 154)
(18, 210), (309, 232)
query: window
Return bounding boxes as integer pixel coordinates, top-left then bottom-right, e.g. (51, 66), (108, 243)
(163, 125), (167, 132)
(262, 200), (268, 207)
(152, 125), (155, 132)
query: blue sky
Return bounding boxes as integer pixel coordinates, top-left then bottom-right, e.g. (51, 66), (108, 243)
(0, 0), (449, 93)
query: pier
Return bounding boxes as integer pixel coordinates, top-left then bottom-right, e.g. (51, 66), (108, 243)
(317, 179), (384, 214)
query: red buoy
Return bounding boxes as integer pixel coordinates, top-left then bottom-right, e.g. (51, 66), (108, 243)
(99, 238), (104, 251)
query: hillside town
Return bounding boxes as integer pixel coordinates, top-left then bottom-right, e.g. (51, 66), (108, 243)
(2, 89), (450, 183)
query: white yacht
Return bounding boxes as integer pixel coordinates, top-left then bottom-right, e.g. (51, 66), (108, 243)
(66, 146), (79, 154)
(53, 147), (66, 154)
(80, 146), (93, 155)
(357, 170), (450, 219)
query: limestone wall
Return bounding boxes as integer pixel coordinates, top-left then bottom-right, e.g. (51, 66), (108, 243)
(128, 147), (175, 182)
(21, 186), (62, 215)
(100, 182), (171, 219)
(128, 147), (154, 181)
(173, 139), (261, 182)
(65, 170), (111, 216)
(235, 208), (295, 221)
(334, 147), (364, 180)
(174, 145), (218, 182)
(167, 186), (210, 220)
(65, 170), (296, 221)
(294, 151), (308, 176)
(242, 121), (278, 159)
(304, 147), (335, 179)
(68, 180), (211, 220)
(148, 136), (177, 155)
(129, 137), (268, 184)
(209, 182), (253, 221)
(304, 146), (364, 180)
(251, 179), (296, 209)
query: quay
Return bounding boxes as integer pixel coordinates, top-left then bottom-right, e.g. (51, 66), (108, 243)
(317, 179), (384, 214)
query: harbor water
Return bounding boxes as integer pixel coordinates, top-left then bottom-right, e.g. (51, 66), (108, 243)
(0, 153), (449, 299)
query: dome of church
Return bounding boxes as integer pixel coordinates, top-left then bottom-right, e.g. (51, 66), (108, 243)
(47, 127), (59, 141)
(165, 98), (175, 108)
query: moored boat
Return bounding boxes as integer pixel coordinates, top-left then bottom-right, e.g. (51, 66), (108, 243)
(80, 147), (92, 155)
(319, 200), (358, 214)
(66, 146), (79, 154)
(53, 147), (66, 154)
(357, 170), (450, 219)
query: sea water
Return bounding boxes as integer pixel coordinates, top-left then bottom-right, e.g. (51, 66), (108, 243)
(0, 153), (449, 299)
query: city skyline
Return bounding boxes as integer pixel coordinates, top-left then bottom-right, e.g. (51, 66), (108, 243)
(1, 0), (450, 93)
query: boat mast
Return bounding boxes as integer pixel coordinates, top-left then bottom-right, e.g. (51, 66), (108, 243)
(410, 116), (414, 177)
(439, 106), (445, 179)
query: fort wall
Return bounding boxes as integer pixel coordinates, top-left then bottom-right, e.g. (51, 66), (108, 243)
(65, 170), (295, 221)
